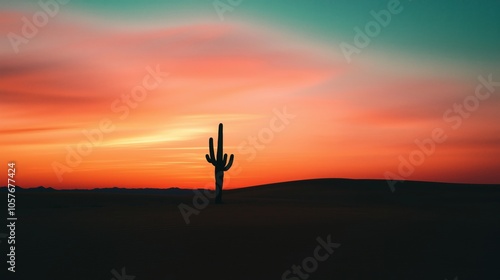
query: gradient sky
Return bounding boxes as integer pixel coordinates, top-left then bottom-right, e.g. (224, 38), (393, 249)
(1, 0), (500, 189)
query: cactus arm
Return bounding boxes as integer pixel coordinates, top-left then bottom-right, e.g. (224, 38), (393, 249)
(207, 137), (215, 162)
(206, 154), (214, 165)
(224, 154), (234, 171)
(223, 153), (228, 165)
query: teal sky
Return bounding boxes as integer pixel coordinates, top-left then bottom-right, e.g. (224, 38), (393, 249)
(6, 0), (500, 64)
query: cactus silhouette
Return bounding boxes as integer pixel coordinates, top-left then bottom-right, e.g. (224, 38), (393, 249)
(205, 123), (234, 204)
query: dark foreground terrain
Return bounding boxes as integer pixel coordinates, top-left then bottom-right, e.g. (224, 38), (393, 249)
(1, 179), (500, 280)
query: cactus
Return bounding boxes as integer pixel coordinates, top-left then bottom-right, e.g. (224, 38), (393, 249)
(205, 123), (234, 204)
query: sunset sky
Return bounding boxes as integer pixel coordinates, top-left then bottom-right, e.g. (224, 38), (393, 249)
(1, 0), (499, 189)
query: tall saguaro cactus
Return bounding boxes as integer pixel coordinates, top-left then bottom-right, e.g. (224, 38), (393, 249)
(205, 123), (234, 204)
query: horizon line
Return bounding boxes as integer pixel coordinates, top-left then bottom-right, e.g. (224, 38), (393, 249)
(3, 177), (500, 191)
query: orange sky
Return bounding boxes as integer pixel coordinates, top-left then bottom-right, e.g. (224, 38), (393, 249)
(1, 10), (500, 189)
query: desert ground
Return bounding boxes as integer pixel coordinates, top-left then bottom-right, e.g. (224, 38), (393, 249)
(2, 179), (500, 279)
